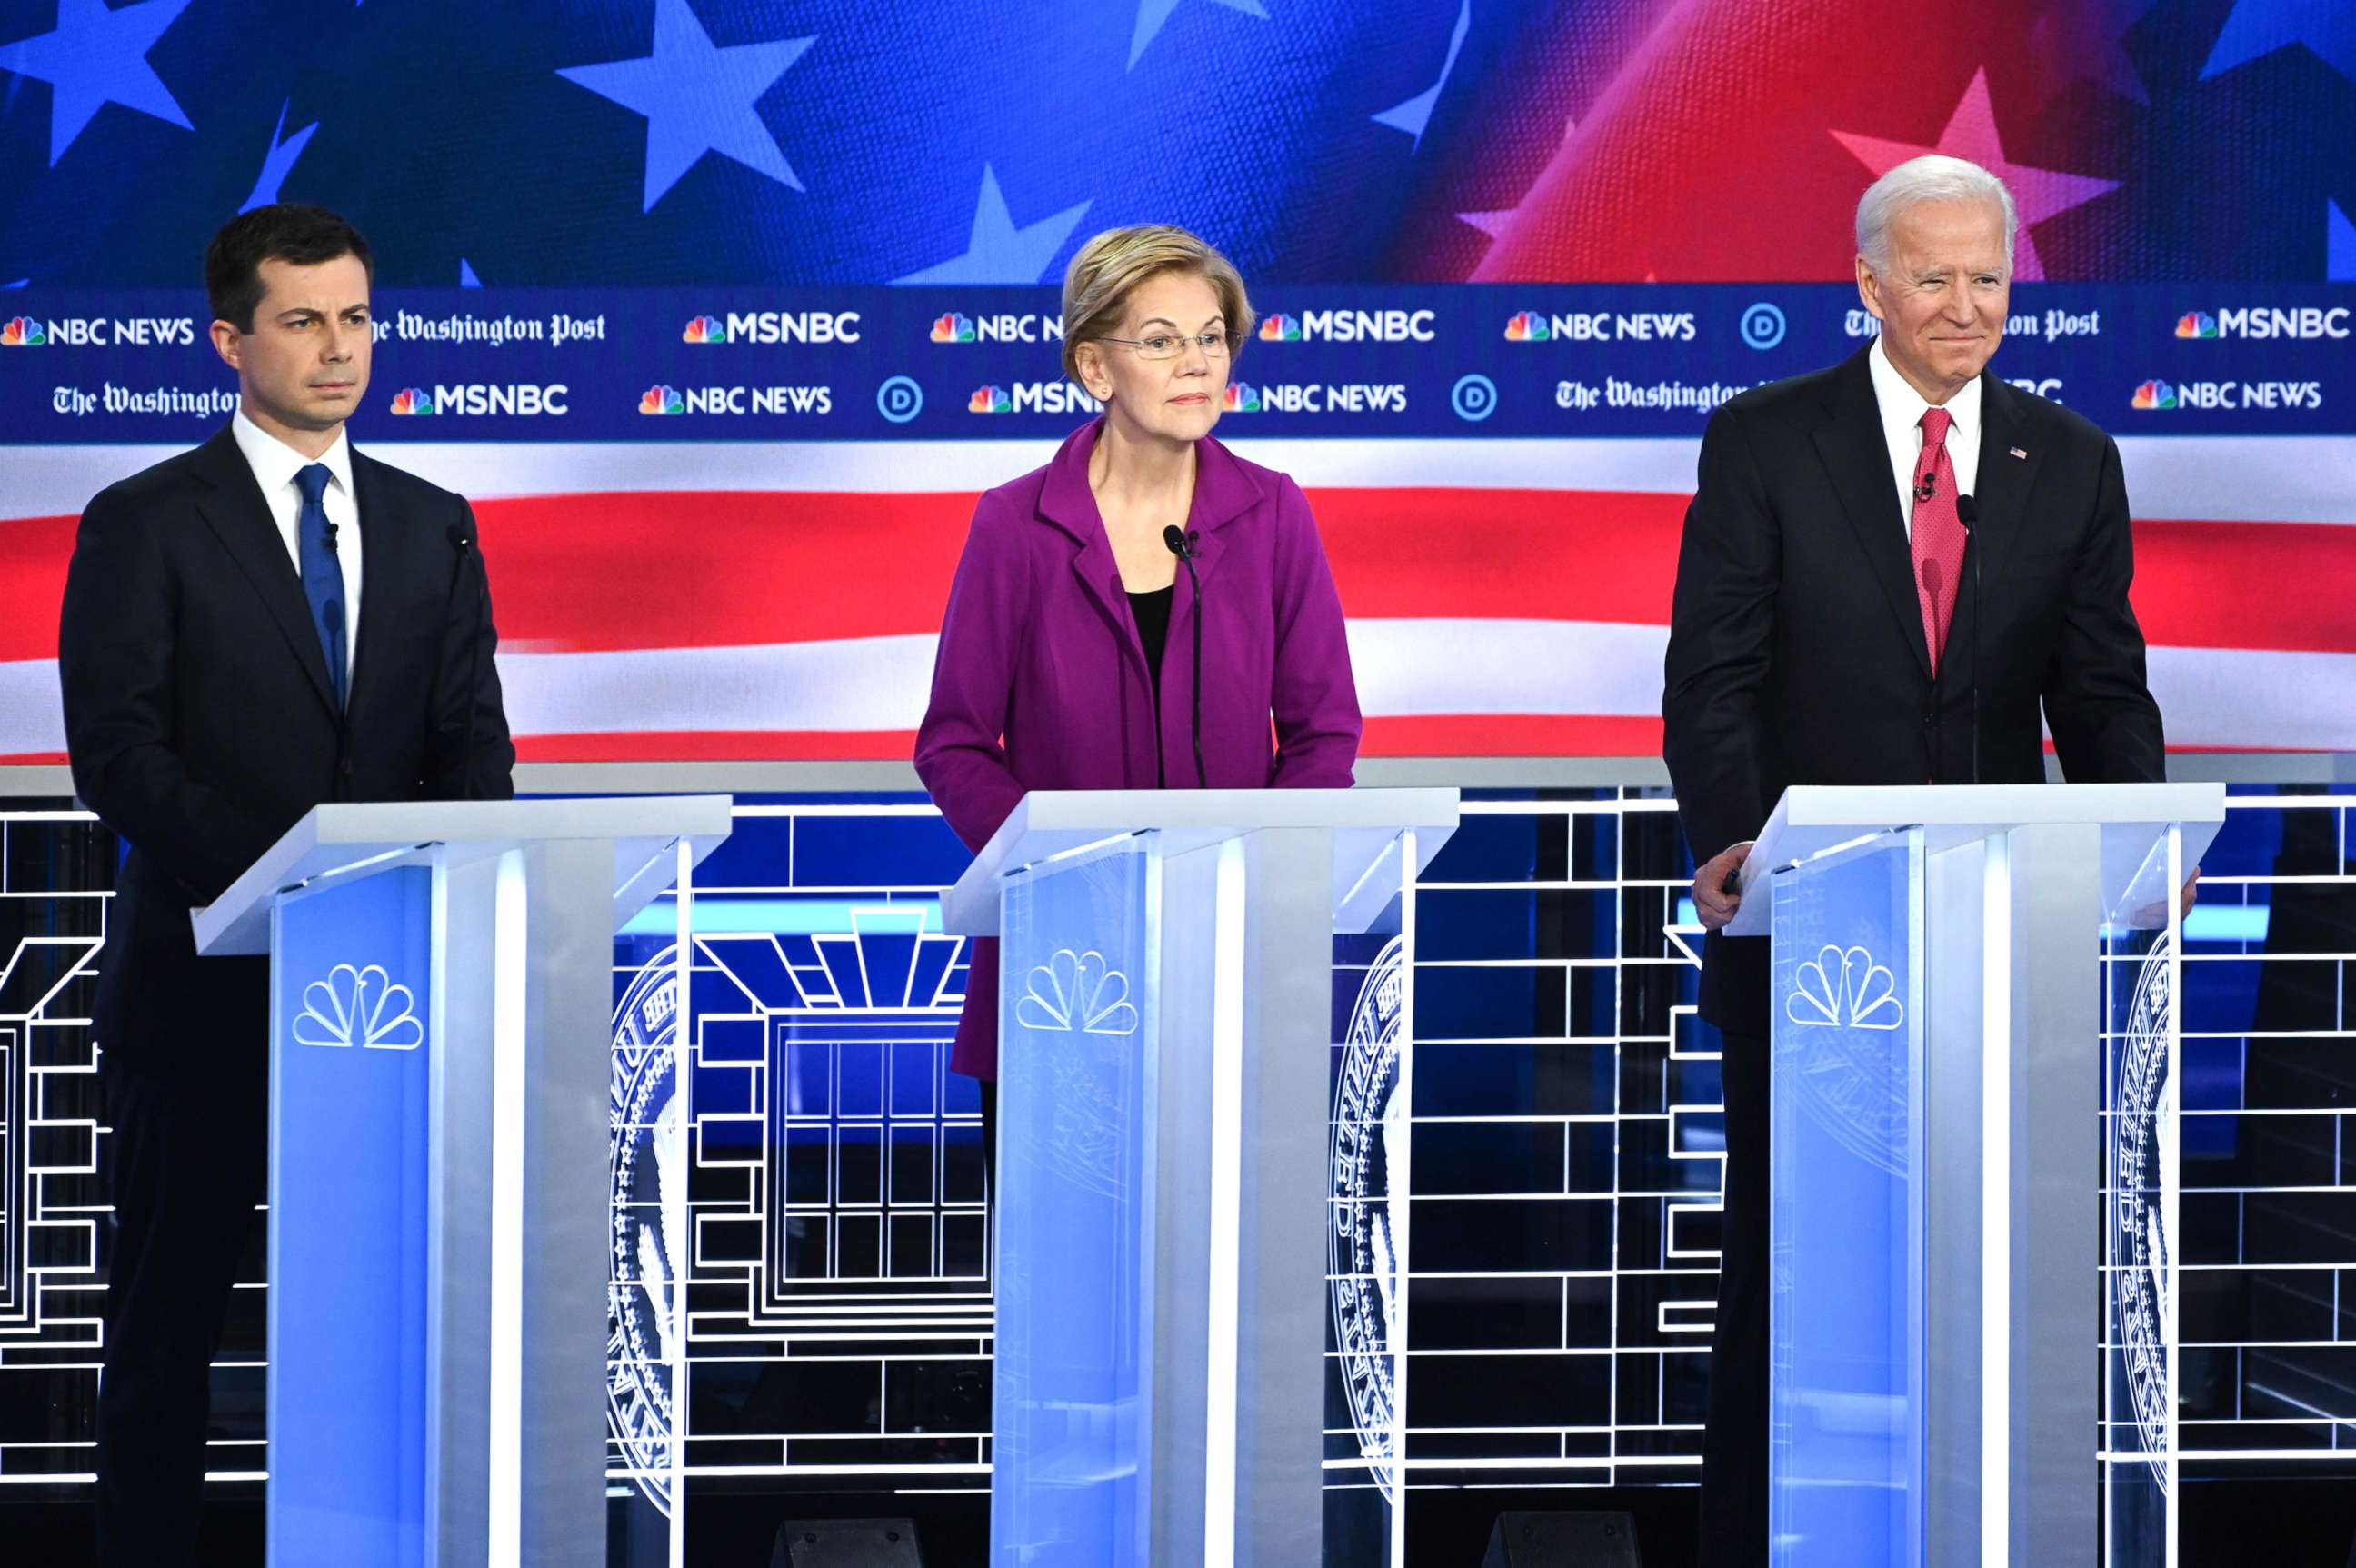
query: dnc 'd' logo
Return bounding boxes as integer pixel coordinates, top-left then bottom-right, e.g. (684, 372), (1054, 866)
(1332, 936), (1408, 1503)
(609, 946), (686, 1517)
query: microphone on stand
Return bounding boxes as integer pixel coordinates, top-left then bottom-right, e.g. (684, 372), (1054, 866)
(444, 520), (486, 800)
(1955, 494), (1982, 787)
(1162, 524), (1207, 788)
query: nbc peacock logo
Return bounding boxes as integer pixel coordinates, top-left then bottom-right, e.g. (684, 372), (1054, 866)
(639, 385), (684, 415)
(932, 313), (975, 343)
(1258, 314), (1300, 342)
(1222, 382), (1261, 413)
(1504, 311), (1550, 343)
(2174, 312), (2217, 340)
(388, 387), (434, 415)
(967, 385), (1010, 414)
(2, 317), (47, 346)
(2131, 380), (2178, 411)
(683, 315), (726, 344)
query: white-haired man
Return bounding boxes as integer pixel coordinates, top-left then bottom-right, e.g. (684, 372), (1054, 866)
(1662, 155), (2171, 1564)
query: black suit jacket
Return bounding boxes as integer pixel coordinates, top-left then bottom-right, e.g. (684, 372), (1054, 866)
(58, 425), (515, 1085)
(1662, 345), (2165, 1033)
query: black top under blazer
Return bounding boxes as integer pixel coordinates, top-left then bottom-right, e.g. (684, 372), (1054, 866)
(1662, 345), (2167, 1034)
(58, 425), (516, 1085)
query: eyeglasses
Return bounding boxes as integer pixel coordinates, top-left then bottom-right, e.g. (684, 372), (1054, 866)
(1094, 328), (1233, 361)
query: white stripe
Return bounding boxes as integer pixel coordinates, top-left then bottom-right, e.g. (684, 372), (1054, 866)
(5, 436), (2351, 521)
(5, 628), (2351, 753)
(1346, 618), (1669, 716)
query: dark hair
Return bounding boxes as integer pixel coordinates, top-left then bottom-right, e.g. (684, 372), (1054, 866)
(205, 204), (374, 333)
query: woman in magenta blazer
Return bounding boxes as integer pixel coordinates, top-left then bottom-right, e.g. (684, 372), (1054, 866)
(915, 224), (1362, 1116)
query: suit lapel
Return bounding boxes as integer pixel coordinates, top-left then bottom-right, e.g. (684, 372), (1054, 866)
(1812, 349), (1931, 679)
(344, 450), (396, 724)
(189, 428), (341, 718)
(1036, 423), (1148, 674)
(1968, 375), (2042, 598)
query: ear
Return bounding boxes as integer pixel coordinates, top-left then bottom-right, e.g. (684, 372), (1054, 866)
(209, 319), (244, 372)
(1073, 339), (1112, 401)
(1854, 255), (1885, 322)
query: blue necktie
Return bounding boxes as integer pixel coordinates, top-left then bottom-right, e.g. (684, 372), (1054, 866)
(294, 463), (346, 710)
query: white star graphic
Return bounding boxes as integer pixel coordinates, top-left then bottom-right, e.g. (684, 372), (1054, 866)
(0, 0), (194, 167)
(893, 165), (1092, 286)
(558, 0), (815, 213)
(1832, 69), (2121, 282)
(1130, 0), (1269, 70)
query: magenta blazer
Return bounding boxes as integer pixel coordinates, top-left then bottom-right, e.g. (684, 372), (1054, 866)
(914, 417), (1363, 1079)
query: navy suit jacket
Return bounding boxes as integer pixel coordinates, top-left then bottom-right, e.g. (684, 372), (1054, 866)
(1662, 346), (2166, 1034)
(58, 424), (515, 1085)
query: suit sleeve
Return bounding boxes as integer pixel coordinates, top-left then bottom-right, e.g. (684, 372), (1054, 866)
(425, 496), (517, 802)
(913, 498), (1032, 854)
(1662, 404), (1782, 863)
(2042, 435), (2165, 784)
(57, 485), (277, 903)
(1267, 476), (1361, 787)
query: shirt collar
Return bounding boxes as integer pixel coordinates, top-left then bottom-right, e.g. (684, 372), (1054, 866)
(1869, 333), (1981, 447)
(232, 408), (354, 501)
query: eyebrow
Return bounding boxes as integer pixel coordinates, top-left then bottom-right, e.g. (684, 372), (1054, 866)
(1133, 315), (1223, 331)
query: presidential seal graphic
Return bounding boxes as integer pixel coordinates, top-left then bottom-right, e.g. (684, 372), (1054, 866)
(1781, 942), (1909, 1175)
(610, 945), (686, 1516)
(1331, 936), (1407, 1503)
(2110, 937), (2175, 1492)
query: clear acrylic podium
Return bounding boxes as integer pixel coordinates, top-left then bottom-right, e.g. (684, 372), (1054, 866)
(943, 787), (1460, 1567)
(1729, 783), (2227, 1568)
(193, 795), (733, 1567)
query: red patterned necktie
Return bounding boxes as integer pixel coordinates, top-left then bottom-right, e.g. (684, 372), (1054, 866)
(1910, 405), (1967, 676)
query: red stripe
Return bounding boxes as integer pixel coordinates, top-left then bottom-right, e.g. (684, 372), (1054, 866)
(519, 728), (921, 762)
(520, 714), (1672, 762)
(2127, 520), (2356, 654)
(1362, 714), (1664, 756)
(3, 495), (2351, 664)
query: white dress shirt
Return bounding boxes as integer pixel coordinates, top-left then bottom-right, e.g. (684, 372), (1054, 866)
(1867, 335), (1982, 540)
(231, 410), (362, 684)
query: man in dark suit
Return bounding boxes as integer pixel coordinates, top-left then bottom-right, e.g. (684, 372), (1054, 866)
(57, 204), (514, 1564)
(1662, 155), (2174, 1566)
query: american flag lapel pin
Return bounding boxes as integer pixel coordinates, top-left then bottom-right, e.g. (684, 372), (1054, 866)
(2010, 446), (2028, 459)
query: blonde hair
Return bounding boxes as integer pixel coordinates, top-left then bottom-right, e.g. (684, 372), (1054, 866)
(1060, 225), (1254, 383)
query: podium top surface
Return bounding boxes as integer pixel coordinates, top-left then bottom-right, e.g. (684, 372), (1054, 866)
(195, 794), (734, 956)
(943, 787), (1461, 936)
(1727, 781), (2227, 936)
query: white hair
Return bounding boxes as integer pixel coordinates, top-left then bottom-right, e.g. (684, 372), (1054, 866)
(1855, 155), (2019, 276)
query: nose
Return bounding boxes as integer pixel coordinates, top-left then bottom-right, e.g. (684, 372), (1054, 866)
(321, 320), (357, 362)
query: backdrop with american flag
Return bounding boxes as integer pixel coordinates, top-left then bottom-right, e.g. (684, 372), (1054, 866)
(0, 0), (2350, 764)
